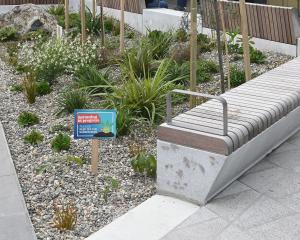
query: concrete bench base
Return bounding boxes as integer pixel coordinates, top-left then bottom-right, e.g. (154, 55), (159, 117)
(157, 105), (300, 205)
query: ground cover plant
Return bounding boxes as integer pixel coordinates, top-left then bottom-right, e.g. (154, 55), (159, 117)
(0, 5), (292, 239)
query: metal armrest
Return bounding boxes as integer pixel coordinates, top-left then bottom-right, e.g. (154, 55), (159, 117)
(166, 89), (228, 136)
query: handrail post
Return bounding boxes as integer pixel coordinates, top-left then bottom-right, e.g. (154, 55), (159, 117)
(166, 89), (228, 136)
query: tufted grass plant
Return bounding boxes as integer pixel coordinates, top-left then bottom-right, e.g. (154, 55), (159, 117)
(18, 112), (39, 127)
(56, 89), (89, 116)
(51, 133), (71, 152)
(24, 130), (44, 145)
(52, 201), (77, 231)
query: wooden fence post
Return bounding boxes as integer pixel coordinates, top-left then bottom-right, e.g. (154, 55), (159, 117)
(120, 0), (125, 53)
(190, 0), (197, 108)
(93, 0), (97, 18)
(65, 0), (69, 31)
(81, 0), (87, 43)
(100, 0), (105, 46)
(239, 0), (251, 81)
(219, 2), (231, 90)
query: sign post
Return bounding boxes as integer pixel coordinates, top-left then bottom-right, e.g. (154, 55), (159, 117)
(74, 109), (117, 174)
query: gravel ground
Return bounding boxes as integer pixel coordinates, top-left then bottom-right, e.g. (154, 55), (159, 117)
(0, 58), (156, 239)
(0, 41), (294, 239)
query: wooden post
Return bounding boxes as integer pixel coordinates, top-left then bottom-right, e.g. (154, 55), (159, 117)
(91, 139), (100, 174)
(81, 0), (87, 43)
(120, 0), (125, 53)
(100, 0), (105, 46)
(92, 0), (96, 18)
(189, 0), (197, 108)
(213, 0), (225, 94)
(239, 0), (251, 81)
(219, 2), (231, 90)
(65, 0), (69, 31)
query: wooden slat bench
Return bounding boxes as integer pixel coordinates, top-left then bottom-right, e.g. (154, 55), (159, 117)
(157, 57), (300, 205)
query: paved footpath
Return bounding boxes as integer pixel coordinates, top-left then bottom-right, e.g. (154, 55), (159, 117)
(0, 123), (36, 240)
(161, 130), (300, 240)
(88, 130), (300, 240)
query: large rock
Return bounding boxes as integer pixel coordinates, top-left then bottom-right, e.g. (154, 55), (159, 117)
(0, 4), (58, 34)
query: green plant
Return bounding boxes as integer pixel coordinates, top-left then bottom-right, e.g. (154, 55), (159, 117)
(112, 22), (120, 36)
(85, 8), (103, 36)
(106, 36), (120, 50)
(126, 30), (135, 39)
(36, 81), (51, 96)
(131, 152), (157, 177)
(22, 71), (37, 104)
(52, 201), (77, 231)
(121, 38), (154, 78)
(51, 133), (71, 152)
(18, 112), (39, 127)
(24, 130), (44, 145)
(197, 33), (215, 52)
(108, 60), (179, 124)
(0, 26), (18, 42)
(10, 84), (23, 93)
(104, 17), (114, 32)
(230, 66), (246, 87)
(166, 60), (190, 85)
(101, 176), (120, 203)
(250, 48), (266, 64)
(73, 65), (111, 94)
(56, 89), (89, 116)
(50, 124), (71, 133)
(115, 108), (134, 136)
(21, 29), (50, 41)
(196, 60), (218, 83)
(66, 155), (86, 166)
(176, 28), (188, 42)
(147, 30), (173, 60)
(20, 37), (98, 85)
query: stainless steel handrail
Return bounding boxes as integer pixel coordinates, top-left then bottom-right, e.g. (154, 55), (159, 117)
(166, 89), (228, 136)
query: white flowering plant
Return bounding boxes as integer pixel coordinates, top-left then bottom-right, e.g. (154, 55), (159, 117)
(19, 37), (98, 85)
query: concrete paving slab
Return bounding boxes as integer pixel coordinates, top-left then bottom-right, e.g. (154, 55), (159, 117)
(247, 214), (300, 240)
(206, 190), (260, 222)
(215, 181), (251, 199)
(233, 195), (296, 230)
(217, 226), (254, 240)
(162, 217), (228, 240)
(267, 150), (300, 173)
(277, 191), (300, 213)
(239, 166), (300, 198)
(0, 123), (36, 240)
(243, 159), (277, 176)
(86, 195), (199, 240)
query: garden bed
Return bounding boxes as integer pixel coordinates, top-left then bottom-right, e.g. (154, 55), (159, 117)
(0, 4), (294, 239)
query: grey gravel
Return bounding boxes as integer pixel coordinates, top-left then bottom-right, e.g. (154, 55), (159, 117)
(0, 57), (156, 239)
(0, 41), (293, 240)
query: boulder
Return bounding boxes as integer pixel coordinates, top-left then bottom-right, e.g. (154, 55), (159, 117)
(0, 4), (58, 34)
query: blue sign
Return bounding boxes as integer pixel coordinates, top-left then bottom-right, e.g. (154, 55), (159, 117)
(74, 109), (117, 139)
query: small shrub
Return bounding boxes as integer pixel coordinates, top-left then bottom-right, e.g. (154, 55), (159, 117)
(50, 124), (71, 133)
(112, 23), (120, 36)
(36, 81), (51, 96)
(169, 42), (190, 63)
(131, 152), (157, 177)
(129, 141), (145, 157)
(21, 29), (50, 41)
(0, 26), (18, 42)
(66, 155), (86, 166)
(18, 112), (39, 127)
(22, 71), (37, 104)
(176, 28), (188, 42)
(10, 84), (23, 93)
(24, 130), (44, 145)
(106, 36), (120, 50)
(115, 108), (134, 136)
(56, 89), (89, 116)
(104, 17), (114, 32)
(250, 49), (266, 64)
(197, 33), (215, 52)
(102, 177), (120, 203)
(196, 60), (218, 83)
(52, 201), (77, 231)
(51, 133), (71, 152)
(230, 66), (246, 88)
(126, 30), (135, 39)
(147, 30), (173, 59)
(73, 65), (111, 94)
(166, 60), (189, 85)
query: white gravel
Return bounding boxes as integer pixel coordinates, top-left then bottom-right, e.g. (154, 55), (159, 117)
(0, 57), (156, 239)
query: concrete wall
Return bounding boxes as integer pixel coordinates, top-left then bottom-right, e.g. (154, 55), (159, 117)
(102, 7), (300, 57)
